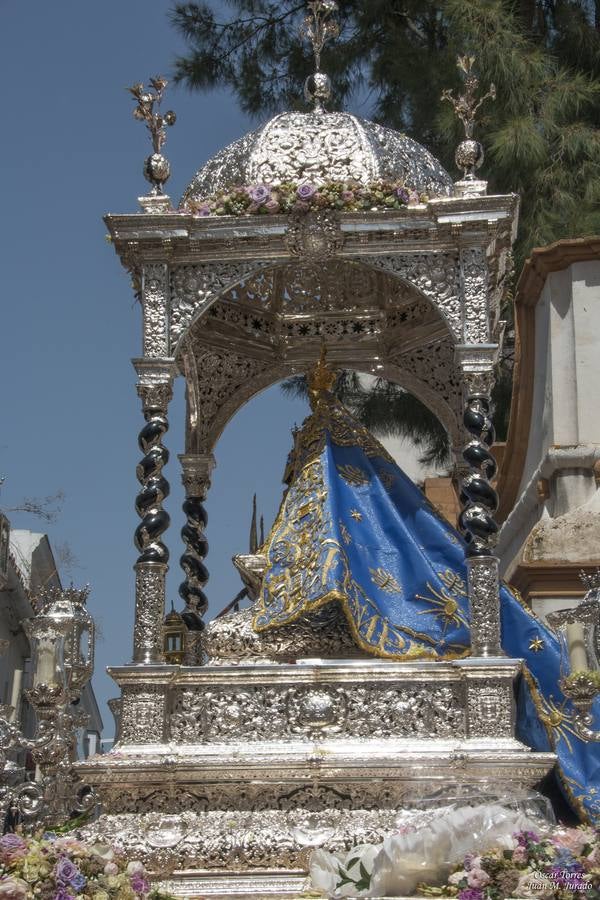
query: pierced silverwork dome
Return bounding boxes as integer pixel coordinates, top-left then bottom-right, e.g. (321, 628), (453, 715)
(180, 111), (454, 205)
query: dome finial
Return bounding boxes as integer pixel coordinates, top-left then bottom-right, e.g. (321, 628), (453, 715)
(441, 57), (496, 182)
(300, 1), (339, 112)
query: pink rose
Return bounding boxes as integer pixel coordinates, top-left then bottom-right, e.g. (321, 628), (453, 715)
(553, 827), (592, 856)
(512, 845), (528, 864)
(104, 862), (119, 876)
(0, 878), (28, 900)
(467, 868), (490, 888)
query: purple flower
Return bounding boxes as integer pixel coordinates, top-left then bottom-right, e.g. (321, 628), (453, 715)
(395, 187), (410, 203)
(408, 189), (420, 204)
(0, 835), (26, 852)
(296, 183), (317, 201)
(341, 190), (355, 202)
(70, 873), (86, 891)
(458, 890), (484, 900)
(195, 204), (211, 217)
(54, 857), (79, 884)
(131, 873), (150, 895)
(53, 891), (72, 900)
(0, 835), (27, 863)
(515, 829), (540, 846)
(248, 184), (271, 204)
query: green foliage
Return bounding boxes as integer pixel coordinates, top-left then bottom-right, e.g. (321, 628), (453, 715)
(170, 0), (600, 265)
(170, 0), (600, 457)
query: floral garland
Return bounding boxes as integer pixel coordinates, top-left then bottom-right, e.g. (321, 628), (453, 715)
(0, 832), (175, 900)
(184, 180), (429, 218)
(310, 823), (600, 898)
(432, 827), (600, 900)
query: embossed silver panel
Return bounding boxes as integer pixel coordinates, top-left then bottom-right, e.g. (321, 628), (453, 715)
(180, 111), (454, 206)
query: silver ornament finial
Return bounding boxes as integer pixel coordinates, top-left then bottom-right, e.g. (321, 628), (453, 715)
(442, 57), (496, 181)
(300, 0), (339, 112)
(128, 76), (177, 195)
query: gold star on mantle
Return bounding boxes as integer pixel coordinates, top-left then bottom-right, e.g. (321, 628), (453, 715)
(350, 509), (363, 522)
(529, 637), (544, 653)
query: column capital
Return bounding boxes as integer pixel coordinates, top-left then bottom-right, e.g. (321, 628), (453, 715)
(179, 453), (216, 498)
(133, 358), (177, 415)
(454, 343), (499, 397)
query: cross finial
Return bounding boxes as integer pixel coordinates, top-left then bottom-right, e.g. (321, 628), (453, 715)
(300, 1), (339, 111)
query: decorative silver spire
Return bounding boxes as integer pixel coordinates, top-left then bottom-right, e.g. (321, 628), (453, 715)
(300, 0), (339, 112)
(442, 57), (496, 181)
(129, 76), (176, 195)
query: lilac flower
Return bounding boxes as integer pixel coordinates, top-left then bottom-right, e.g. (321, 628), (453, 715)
(515, 829), (540, 846)
(195, 204), (211, 217)
(296, 183), (317, 201)
(0, 835), (27, 863)
(54, 856), (79, 884)
(0, 835), (26, 852)
(248, 184), (271, 204)
(395, 187), (410, 203)
(70, 873), (86, 891)
(53, 891), (72, 900)
(458, 889), (484, 900)
(131, 873), (150, 895)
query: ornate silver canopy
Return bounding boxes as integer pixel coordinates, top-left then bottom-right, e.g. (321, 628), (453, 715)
(180, 111), (454, 206)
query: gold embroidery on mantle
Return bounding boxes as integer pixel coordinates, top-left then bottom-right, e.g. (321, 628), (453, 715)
(370, 567), (403, 595)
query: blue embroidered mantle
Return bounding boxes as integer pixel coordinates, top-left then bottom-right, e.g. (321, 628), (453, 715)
(253, 387), (600, 823)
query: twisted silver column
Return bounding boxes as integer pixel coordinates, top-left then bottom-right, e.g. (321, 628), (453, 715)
(133, 373), (174, 664)
(457, 364), (503, 657)
(459, 387), (499, 557)
(134, 385), (172, 564)
(179, 454), (215, 633)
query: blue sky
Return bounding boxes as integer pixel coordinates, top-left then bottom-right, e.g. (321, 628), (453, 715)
(1, 0), (310, 734)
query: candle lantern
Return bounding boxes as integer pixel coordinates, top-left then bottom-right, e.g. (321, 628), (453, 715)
(63, 588), (95, 696)
(23, 613), (69, 695)
(24, 586), (93, 700)
(547, 570), (600, 673)
(162, 610), (186, 664)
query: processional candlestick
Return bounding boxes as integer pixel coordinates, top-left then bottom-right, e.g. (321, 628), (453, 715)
(0, 586), (96, 831)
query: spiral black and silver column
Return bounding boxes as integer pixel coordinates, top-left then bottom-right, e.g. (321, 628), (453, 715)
(179, 454), (215, 636)
(458, 369), (503, 657)
(133, 378), (173, 664)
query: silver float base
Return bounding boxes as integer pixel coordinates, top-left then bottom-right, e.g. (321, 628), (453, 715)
(77, 658), (555, 891)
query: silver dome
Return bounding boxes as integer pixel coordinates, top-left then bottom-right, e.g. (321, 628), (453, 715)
(181, 111), (453, 205)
